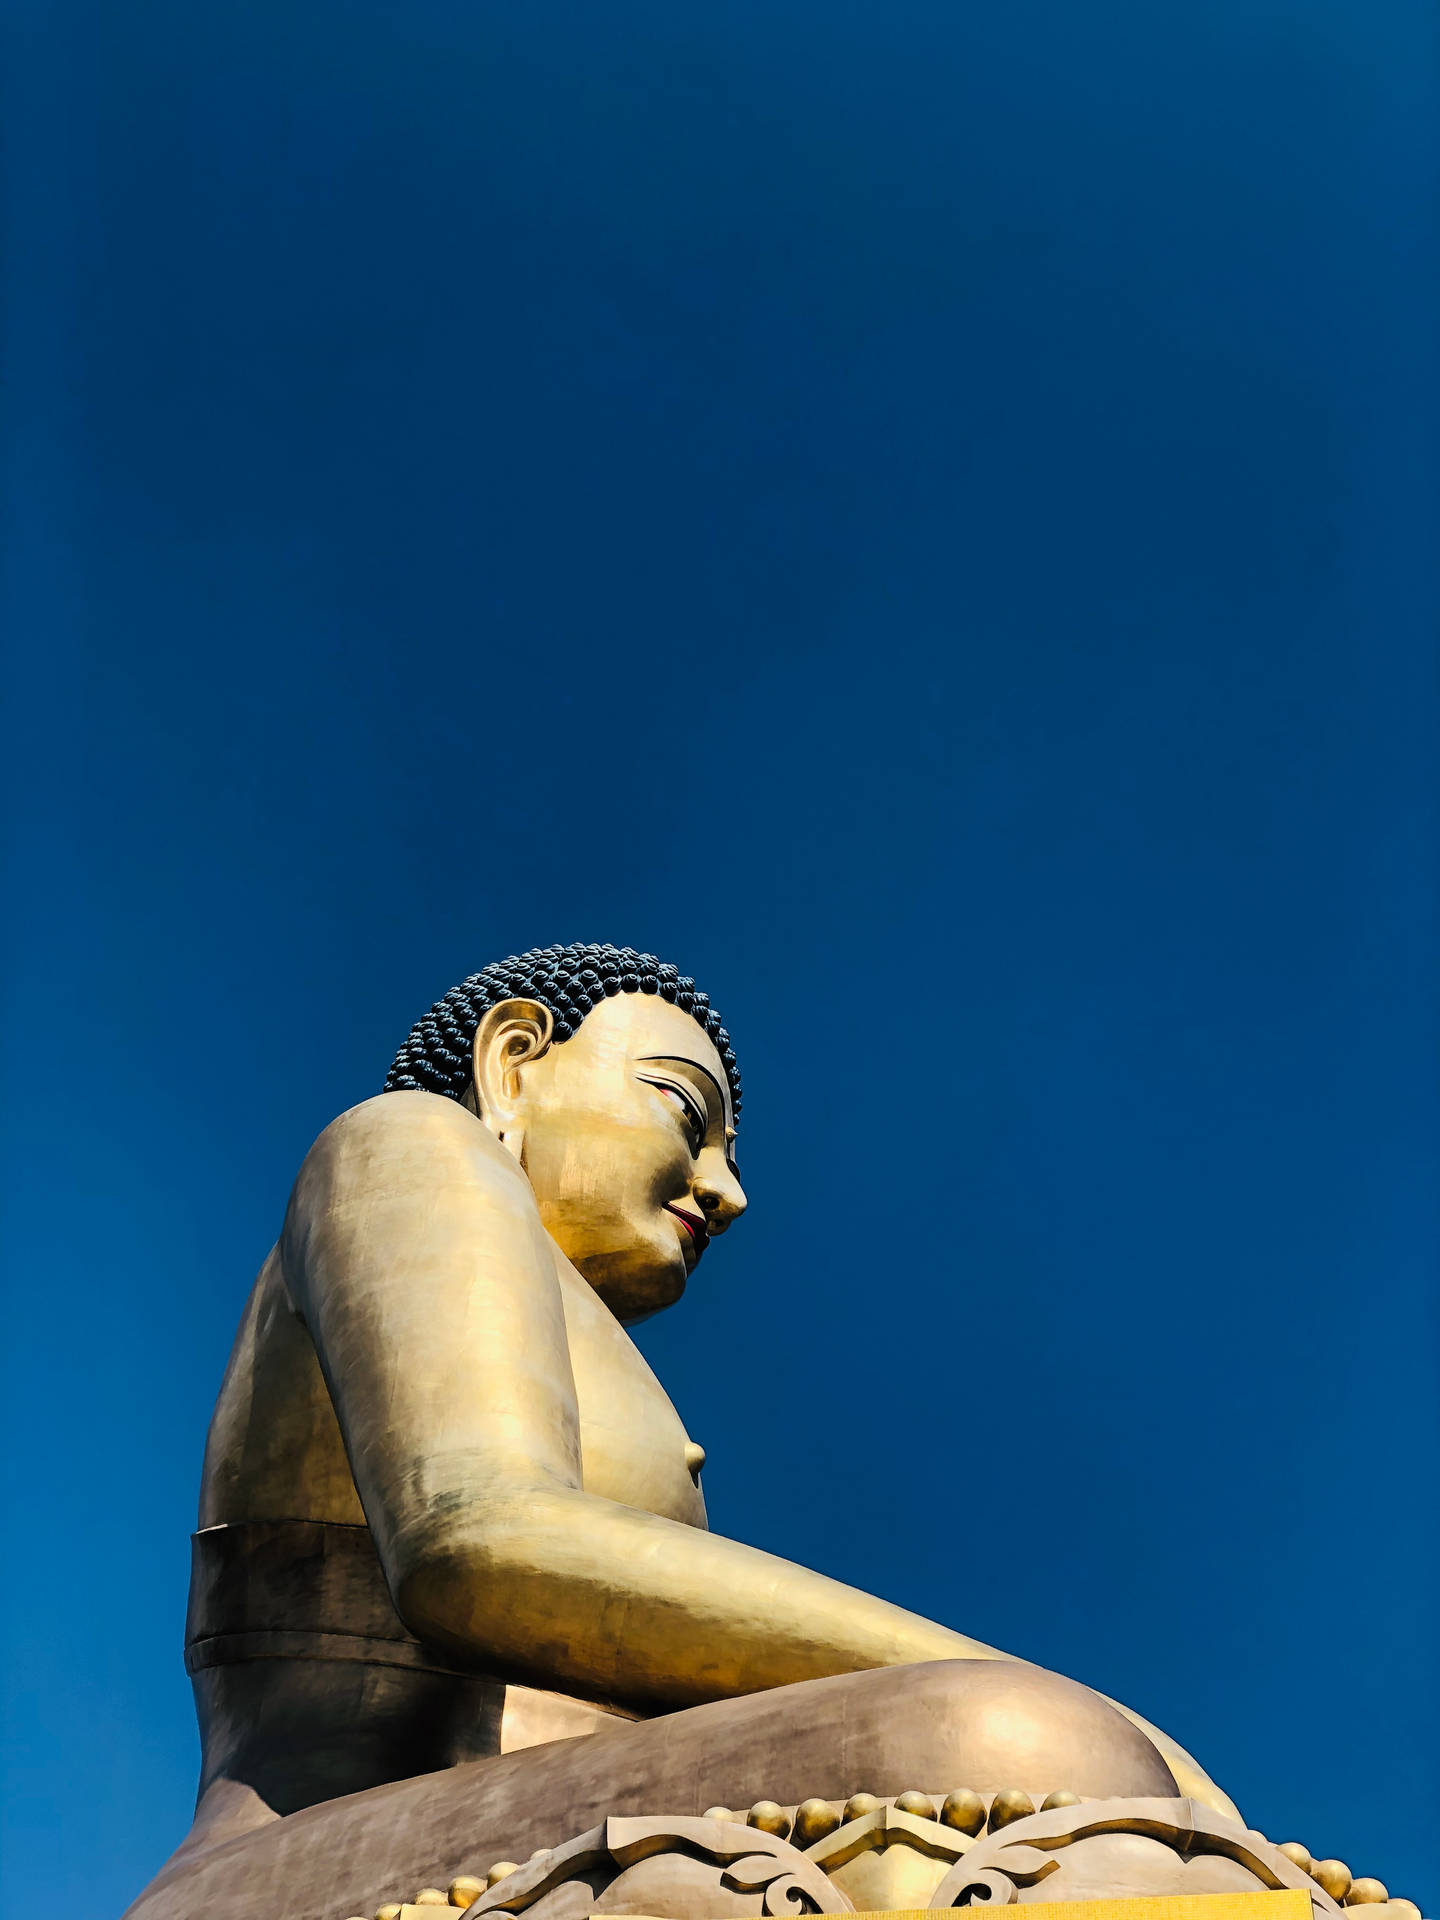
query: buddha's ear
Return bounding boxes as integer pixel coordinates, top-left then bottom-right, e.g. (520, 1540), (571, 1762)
(471, 998), (555, 1159)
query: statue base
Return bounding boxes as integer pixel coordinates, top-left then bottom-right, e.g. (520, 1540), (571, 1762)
(121, 1668), (1425, 1920)
(386, 1902), (1315, 1920)
(380, 1902), (1314, 1920)
(333, 1796), (1422, 1920)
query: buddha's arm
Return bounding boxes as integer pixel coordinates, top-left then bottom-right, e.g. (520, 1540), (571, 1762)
(282, 1092), (1239, 1824)
(281, 1093), (1004, 1708)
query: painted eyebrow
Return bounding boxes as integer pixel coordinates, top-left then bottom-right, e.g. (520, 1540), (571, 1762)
(637, 1055), (726, 1119)
(636, 1069), (707, 1126)
(637, 1055), (738, 1169)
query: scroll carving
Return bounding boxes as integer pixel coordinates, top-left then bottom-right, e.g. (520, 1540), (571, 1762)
(463, 1814), (852, 1919)
(927, 1798), (1348, 1916)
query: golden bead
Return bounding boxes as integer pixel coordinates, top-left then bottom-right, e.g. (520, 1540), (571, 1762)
(415, 1893), (450, 1907)
(1313, 1861), (1354, 1902)
(1278, 1844), (1314, 1874)
(793, 1798), (842, 1846)
(702, 1807), (734, 1823)
(1042, 1791), (1081, 1812)
(989, 1789), (1036, 1832)
(376, 1907), (403, 1919)
(895, 1790), (937, 1821)
(449, 1878), (485, 1908)
(1386, 1901), (1421, 1920)
(748, 1800), (791, 1837)
(1347, 1881), (1389, 1906)
(939, 1789), (987, 1837)
(844, 1793), (883, 1822)
(486, 1863), (520, 1889)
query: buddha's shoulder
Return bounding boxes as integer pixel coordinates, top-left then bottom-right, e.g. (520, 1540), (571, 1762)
(296, 1091), (522, 1191)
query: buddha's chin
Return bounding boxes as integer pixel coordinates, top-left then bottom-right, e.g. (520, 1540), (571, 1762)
(575, 1236), (688, 1325)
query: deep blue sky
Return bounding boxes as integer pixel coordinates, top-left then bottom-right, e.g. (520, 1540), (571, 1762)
(3, 2), (1436, 1913)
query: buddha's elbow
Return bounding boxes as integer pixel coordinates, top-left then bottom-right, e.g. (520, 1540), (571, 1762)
(391, 1549), (481, 1656)
(389, 1500), (574, 1667)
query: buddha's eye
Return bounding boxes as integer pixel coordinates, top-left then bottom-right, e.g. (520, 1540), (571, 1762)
(644, 1078), (706, 1144)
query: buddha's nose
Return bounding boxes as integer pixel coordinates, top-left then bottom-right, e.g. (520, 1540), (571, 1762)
(694, 1159), (747, 1234)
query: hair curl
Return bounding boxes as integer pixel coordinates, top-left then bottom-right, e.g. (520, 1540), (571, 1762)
(383, 942), (741, 1119)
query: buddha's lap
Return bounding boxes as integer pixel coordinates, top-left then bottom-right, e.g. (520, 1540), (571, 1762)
(127, 1660), (1176, 1920)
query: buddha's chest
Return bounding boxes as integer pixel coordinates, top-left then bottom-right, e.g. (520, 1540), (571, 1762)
(557, 1262), (707, 1529)
(204, 1252), (707, 1534)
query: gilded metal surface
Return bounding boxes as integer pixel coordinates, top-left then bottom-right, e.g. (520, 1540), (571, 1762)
(751, 1803), (796, 1838)
(896, 1794), (939, 1823)
(939, 1793), (987, 1838)
(796, 1801), (845, 1847)
(157, 977), (1239, 1889)
(988, 1789), (1036, 1833)
(1314, 1866), (1355, 1904)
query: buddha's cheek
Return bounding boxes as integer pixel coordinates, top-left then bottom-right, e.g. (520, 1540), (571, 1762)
(524, 1117), (688, 1302)
(575, 1113), (694, 1237)
(584, 1146), (692, 1311)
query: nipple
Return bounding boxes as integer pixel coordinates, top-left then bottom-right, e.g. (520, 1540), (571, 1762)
(684, 1442), (706, 1482)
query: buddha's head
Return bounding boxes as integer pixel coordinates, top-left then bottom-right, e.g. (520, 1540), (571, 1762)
(385, 945), (746, 1322)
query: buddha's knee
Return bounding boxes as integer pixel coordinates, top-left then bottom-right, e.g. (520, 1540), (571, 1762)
(813, 1659), (1179, 1803)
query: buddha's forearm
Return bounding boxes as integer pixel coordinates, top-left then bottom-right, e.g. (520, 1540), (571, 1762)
(390, 1483), (1005, 1709)
(386, 1485), (1241, 1823)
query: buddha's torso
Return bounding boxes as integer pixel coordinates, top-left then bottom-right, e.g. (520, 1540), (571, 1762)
(199, 1243), (708, 1535)
(187, 1233), (706, 1821)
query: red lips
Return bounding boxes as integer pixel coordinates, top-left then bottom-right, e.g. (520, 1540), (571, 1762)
(664, 1204), (709, 1256)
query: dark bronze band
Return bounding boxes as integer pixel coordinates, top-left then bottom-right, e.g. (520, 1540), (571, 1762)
(184, 1517), (476, 1681)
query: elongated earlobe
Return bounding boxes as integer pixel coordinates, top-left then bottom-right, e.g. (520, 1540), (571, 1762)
(471, 998), (554, 1160)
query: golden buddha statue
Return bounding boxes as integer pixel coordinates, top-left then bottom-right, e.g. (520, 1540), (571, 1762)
(125, 943), (1268, 1920)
